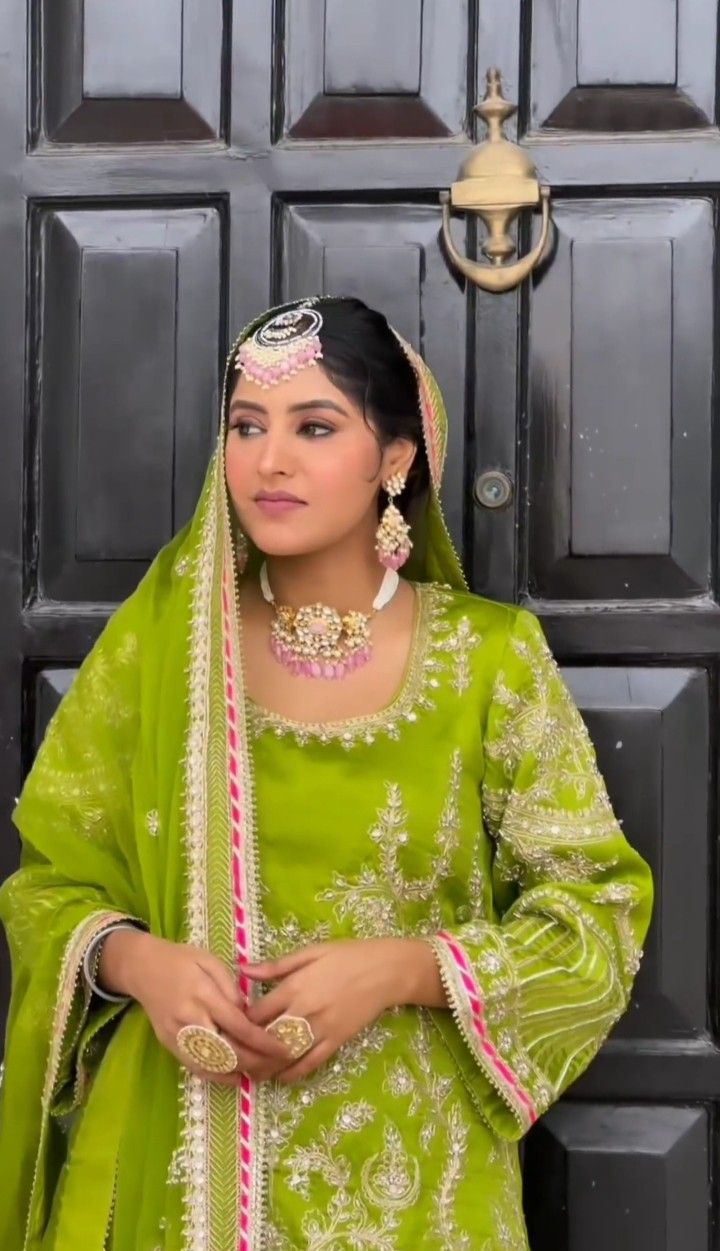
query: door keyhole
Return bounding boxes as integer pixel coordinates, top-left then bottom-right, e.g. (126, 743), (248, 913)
(474, 470), (513, 510)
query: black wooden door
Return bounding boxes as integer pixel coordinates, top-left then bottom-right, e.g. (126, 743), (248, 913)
(0, 3), (716, 1247)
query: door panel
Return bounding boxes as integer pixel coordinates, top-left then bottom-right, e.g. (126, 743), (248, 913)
(527, 199), (713, 602)
(38, 0), (225, 143)
(283, 0), (470, 139)
(530, 0), (717, 130)
(33, 206), (222, 603)
(524, 1104), (709, 1250)
(567, 666), (709, 1041)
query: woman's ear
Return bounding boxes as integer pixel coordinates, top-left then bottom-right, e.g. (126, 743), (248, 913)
(383, 437), (417, 484)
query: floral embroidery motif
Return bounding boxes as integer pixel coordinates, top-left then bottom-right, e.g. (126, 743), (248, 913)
(482, 615), (622, 887)
(145, 809), (160, 837)
(436, 614), (482, 694)
(361, 1121), (421, 1210)
(173, 553), (193, 576)
(591, 882), (644, 977)
(262, 913), (333, 961)
(167, 1145), (186, 1186)
(264, 1020), (394, 1165)
(279, 1102), (407, 1250)
(384, 1015), (473, 1248)
(317, 750), (464, 937)
(245, 584), (453, 749)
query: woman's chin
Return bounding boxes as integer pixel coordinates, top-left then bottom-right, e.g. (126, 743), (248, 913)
(245, 531), (325, 559)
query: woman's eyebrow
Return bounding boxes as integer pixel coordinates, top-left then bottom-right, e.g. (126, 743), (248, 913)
(229, 398), (349, 417)
(288, 400), (349, 416)
(229, 399), (266, 414)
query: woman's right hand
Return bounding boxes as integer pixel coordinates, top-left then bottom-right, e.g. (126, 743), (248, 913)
(100, 928), (291, 1085)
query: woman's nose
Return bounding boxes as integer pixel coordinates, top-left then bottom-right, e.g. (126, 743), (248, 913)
(256, 429), (294, 475)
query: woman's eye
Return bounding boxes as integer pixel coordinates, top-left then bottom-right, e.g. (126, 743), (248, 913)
(300, 422), (333, 438)
(232, 422), (263, 437)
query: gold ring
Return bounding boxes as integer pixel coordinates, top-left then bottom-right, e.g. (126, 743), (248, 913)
(176, 1024), (238, 1074)
(265, 1014), (315, 1060)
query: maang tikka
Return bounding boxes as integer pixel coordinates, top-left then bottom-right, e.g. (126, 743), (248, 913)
(375, 473), (413, 570)
(235, 304), (323, 388)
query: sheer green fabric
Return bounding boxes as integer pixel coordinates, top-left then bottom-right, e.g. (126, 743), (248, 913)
(0, 299), (653, 1250)
(0, 528), (193, 1250)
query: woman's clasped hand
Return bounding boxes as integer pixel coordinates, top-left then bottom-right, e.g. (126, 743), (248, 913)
(123, 931), (288, 1086)
(130, 931), (436, 1086)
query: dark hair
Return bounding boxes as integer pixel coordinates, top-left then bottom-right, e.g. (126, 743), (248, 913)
(314, 298), (430, 514)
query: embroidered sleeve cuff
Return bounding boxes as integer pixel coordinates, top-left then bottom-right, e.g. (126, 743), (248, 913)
(425, 930), (540, 1137)
(51, 911), (146, 1116)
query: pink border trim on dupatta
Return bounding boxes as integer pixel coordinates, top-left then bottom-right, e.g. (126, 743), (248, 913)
(221, 563), (255, 1251)
(435, 930), (539, 1131)
(390, 332), (445, 490)
(414, 366), (444, 490)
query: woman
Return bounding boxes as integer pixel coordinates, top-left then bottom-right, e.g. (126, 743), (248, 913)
(0, 296), (653, 1250)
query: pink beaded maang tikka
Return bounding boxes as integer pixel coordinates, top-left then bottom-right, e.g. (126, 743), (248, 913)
(234, 304), (324, 388)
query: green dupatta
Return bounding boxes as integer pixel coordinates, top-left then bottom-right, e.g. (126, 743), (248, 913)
(0, 298), (468, 1250)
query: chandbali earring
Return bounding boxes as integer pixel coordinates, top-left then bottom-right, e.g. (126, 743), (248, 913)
(375, 472), (412, 571)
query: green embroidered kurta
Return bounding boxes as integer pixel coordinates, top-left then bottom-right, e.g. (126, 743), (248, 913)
(0, 299), (653, 1251)
(246, 581), (652, 1250)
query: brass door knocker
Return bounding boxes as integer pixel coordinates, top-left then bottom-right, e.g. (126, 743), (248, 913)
(441, 69), (552, 293)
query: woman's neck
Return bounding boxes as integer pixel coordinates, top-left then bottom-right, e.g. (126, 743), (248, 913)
(262, 544), (390, 612)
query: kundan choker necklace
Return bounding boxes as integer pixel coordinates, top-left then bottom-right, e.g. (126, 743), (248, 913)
(259, 562), (400, 680)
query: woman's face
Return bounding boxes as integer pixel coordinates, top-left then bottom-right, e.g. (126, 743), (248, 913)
(225, 363), (415, 558)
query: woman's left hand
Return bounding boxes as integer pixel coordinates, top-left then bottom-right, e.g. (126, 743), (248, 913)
(242, 937), (439, 1084)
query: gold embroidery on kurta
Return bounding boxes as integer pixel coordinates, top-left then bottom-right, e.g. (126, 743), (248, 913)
(591, 882), (644, 977)
(282, 1102), (405, 1250)
(482, 617), (623, 891)
(484, 629), (616, 826)
(384, 1015), (473, 1248)
(317, 750), (464, 936)
(361, 1121), (421, 1210)
(145, 809), (160, 837)
(436, 613), (482, 694)
(484, 1140), (529, 1250)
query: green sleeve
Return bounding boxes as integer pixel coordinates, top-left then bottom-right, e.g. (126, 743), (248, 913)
(426, 607), (654, 1140)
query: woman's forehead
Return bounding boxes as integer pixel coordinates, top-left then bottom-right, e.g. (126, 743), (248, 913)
(229, 363), (360, 415)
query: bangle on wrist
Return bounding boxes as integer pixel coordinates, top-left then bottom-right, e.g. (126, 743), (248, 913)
(82, 921), (147, 1003)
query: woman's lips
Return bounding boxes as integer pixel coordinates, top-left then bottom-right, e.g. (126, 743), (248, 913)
(254, 497), (307, 516)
